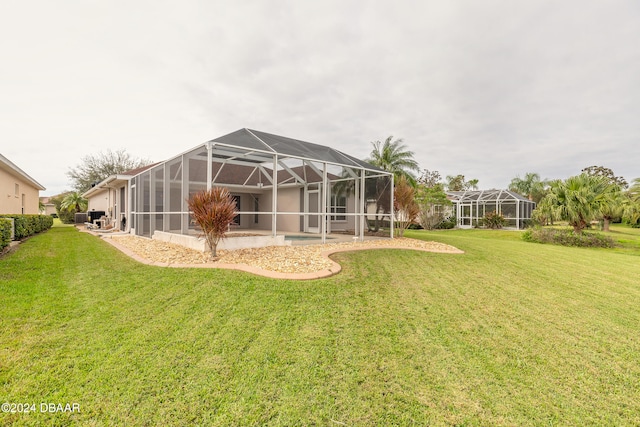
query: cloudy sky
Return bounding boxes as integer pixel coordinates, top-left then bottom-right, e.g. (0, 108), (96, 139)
(2, 0), (639, 195)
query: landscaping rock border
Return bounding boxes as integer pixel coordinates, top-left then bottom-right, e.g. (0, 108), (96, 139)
(100, 234), (464, 280)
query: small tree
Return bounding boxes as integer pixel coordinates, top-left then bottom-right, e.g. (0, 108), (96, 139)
(418, 169), (442, 188)
(187, 187), (238, 259)
(393, 176), (419, 237)
(49, 192), (75, 223)
(415, 170), (451, 230)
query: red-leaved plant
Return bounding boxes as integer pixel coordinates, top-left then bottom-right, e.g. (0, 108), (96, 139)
(187, 187), (237, 259)
(393, 176), (420, 237)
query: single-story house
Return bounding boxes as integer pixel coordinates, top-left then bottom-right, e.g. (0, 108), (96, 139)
(84, 129), (394, 244)
(0, 153), (46, 214)
(39, 196), (58, 216)
(83, 163), (159, 230)
(447, 189), (535, 229)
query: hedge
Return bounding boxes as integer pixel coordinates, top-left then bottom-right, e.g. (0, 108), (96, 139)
(0, 214), (54, 241)
(522, 227), (617, 248)
(0, 218), (11, 251)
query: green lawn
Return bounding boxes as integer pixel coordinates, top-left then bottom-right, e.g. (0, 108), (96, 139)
(1, 223), (640, 426)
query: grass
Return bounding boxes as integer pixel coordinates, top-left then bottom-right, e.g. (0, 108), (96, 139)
(1, 223), (640, 425)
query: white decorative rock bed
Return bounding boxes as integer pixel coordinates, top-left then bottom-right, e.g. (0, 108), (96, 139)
(152, 230), (291, 252)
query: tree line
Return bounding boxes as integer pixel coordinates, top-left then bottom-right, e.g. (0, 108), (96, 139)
(365, 138), (639, 235)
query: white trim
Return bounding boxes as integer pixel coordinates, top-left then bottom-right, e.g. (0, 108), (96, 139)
(0, 153), (45, 191)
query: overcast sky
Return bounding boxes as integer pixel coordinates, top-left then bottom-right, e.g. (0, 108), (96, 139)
(2, 0), (639, 196)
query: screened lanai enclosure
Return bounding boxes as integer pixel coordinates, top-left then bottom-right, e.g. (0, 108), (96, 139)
(447, 189), (536, 229)
(129, 129), (394, 242)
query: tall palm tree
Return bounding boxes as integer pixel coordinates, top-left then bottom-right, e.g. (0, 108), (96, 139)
(366, 136), (420, 185)
(509, 172), (547, 203)
(366, 136), (419, 232)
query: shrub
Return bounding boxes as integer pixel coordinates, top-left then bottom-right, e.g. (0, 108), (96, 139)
(482, 211), (508, 229)
(393, 176), (420, 237)
(522, 227), (616, 248)
(57, 208), (77, 224)
(0, 218), (11, 251)
(188, 187), (238, 258)
(49, 193), (77, 223)
(436, 215), (456, 229)
(0, 214), (54, 240)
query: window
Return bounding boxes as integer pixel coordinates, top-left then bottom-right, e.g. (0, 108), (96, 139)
(15, 183), (19, 197)
(330, 195), (346, 221)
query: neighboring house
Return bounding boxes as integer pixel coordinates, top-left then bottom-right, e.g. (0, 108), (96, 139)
(84, 129), (393, 242)
(447, 189), (536, 229)
(39, 196), (57, 216)
(0, 153), (46, 214)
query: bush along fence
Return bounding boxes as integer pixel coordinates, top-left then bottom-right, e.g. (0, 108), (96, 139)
(0, 214), (54, 249)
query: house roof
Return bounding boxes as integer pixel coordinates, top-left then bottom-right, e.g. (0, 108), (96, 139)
(123, 129), (391, 191)
(446, 189), (533, 203)
(121, 162), (161, 176)
(82, 163), (159, 198)
(0, 153), (46, 191)
(209, 129), (382, 172)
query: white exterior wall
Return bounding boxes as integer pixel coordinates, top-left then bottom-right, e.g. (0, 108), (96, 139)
(86, 188), (111, 213)
(276, 187), (302, 232)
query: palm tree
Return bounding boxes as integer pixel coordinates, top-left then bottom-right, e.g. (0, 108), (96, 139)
(539, 174), (616, 234)
(366, 136), (419, 232)
(598, 190), (624, 232)
(629, 178), (640, 200)
(366, 136), (419, 185)
(60, 192), (88, 213)
(509, 172), (547, 203)
(445, 174), (478, 191)
(623, 178), (640, 227)
(393, 176), (420, 237)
